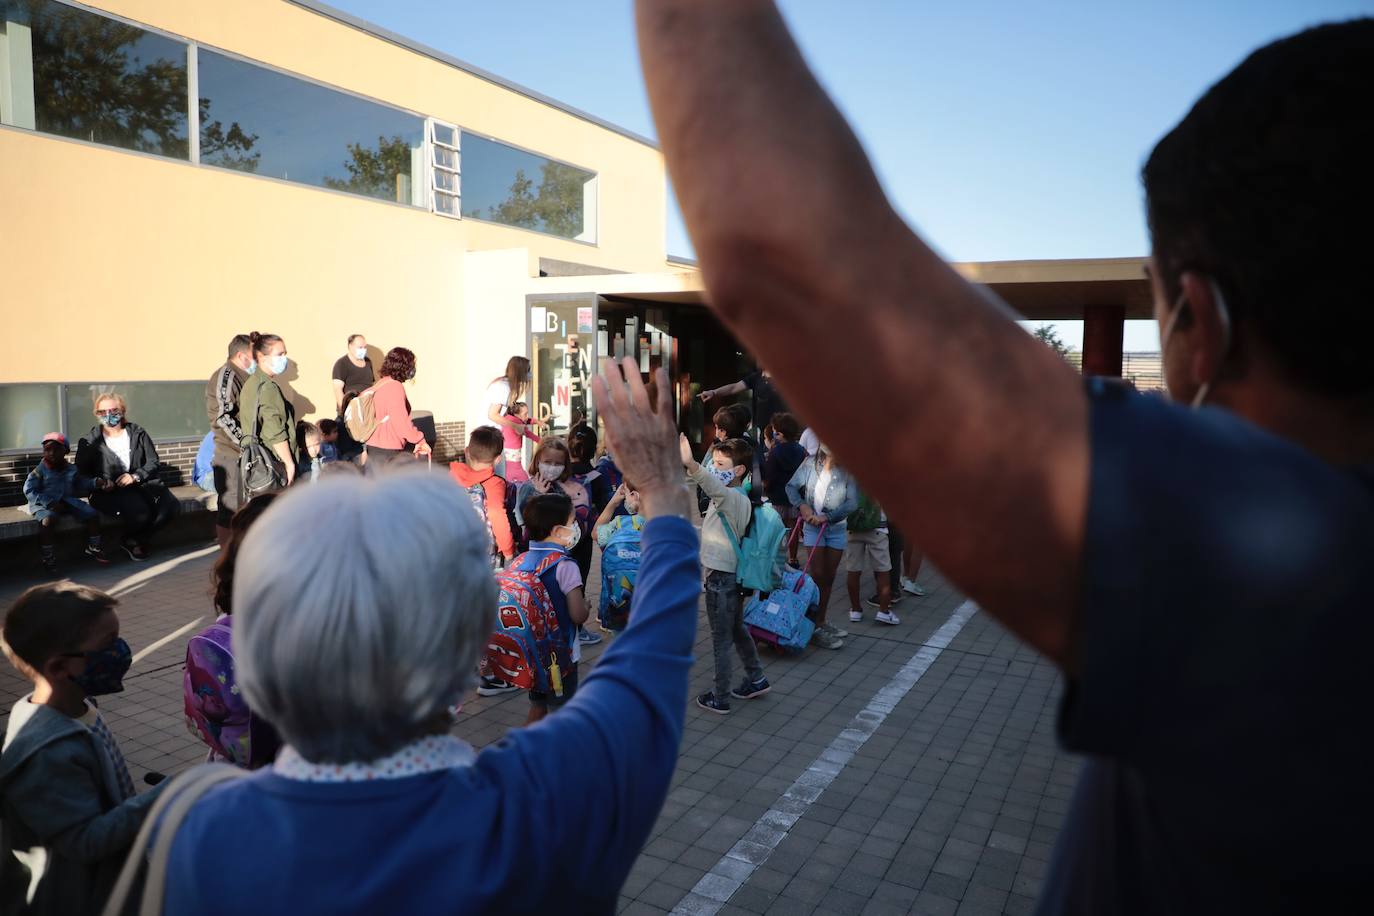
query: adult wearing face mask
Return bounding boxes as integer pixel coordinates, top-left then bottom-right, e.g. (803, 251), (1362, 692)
(75, 393), (180, 562)
(332, 334), (375, 415)
(362, 347), (432, 471)
(206, 334), (256, 549)
(237, 332), (296, 492)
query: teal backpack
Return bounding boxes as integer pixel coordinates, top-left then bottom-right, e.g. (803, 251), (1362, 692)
(722, 499), (786, 592)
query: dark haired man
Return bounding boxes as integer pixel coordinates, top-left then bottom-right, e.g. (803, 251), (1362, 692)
(205, 334), (254, 549)
(332, 334), (375, 414)
(638, 6), (1374, 911)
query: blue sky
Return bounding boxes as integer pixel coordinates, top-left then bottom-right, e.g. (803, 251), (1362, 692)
(333, 0), (1373, 349)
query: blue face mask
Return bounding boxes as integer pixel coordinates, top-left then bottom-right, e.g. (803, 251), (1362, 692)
(102, 412), (123, 428)
(269, 354), (289, 375)
(246, 361), (257, 375)
(70, 638), (133, 696)
(354, 347), (367, 360)
(710, 466), (737, 487)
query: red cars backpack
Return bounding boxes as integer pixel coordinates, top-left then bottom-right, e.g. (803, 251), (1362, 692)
(485, 551), (573, 697)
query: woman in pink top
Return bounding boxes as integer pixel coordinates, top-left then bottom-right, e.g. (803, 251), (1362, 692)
(501, 402), (543, 484)
(363, 348), (432, 469)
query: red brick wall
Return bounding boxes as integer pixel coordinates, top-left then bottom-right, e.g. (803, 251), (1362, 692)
(0, 437), (200, 507)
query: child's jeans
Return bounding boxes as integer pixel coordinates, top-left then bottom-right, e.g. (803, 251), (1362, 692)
(704, 570), (765, 700)
(32, 497), (99, 523)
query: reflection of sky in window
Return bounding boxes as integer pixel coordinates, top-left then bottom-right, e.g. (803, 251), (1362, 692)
(197, 51), (422, 188)
(462, 133), (592, 228)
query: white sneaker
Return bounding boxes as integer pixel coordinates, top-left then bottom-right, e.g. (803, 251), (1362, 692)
(900, 577), (927, 597)
(848, 609), (863, 623)
(876, 610), (901, 626)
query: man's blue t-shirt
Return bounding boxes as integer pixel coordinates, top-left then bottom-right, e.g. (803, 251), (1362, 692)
(1038, 382), (1374, 914)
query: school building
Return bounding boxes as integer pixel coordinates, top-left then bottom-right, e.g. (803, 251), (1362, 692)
(0, 0), (1149, 504)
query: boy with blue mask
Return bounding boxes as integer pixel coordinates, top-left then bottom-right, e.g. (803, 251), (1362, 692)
(518, 493), (590, 724)
(0, 582), (166, 914)
(680, 434), (768, 714)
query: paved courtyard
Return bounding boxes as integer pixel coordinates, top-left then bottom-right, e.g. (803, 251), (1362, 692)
(0, 535), (1079, 915)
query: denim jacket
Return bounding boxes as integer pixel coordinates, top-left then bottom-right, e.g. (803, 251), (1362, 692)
(23, 461), (96, 509)
(785, 457), (859, 529)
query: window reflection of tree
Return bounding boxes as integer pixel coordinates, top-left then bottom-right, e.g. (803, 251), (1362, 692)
(483, 161), (588, 237)
(24, 0), (187, 156)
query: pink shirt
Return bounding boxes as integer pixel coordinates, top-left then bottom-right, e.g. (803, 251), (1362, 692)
(365, 379), (424, 450)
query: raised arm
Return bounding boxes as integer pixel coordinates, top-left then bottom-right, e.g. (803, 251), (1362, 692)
(699, 379), (747, 402)
(636, 0), (1088, 667)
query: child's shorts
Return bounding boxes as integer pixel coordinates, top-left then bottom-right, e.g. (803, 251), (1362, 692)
(32, 498), (98, 523)
(802, 522), (848, 551)
(528, 662), (579, 710)
(843, 529), (892, 573)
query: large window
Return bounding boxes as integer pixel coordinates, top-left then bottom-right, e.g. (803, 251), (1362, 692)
(462, 133), (597, 242)
(63, 382), (207, 442)
(0, 0), (189, 158)
(0, 383), (61, 452)
(197, 49), (425, 206)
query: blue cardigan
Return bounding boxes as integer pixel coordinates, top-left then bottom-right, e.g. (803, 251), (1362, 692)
(163, 517), (701, 914)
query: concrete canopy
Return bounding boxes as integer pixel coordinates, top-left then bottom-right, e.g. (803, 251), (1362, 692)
(534, 256), (1151, 322)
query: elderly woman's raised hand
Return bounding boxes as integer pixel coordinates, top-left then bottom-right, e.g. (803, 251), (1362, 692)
(593, 358), (691, 520)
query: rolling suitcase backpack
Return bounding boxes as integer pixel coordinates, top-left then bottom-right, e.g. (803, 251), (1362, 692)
(745, 519), (824, 653)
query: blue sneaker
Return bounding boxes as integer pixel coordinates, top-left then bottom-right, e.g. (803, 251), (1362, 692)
(730, 677), (771, 700)
(577, 627), (603, 646)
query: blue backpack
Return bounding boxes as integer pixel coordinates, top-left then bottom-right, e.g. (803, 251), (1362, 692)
(599, 514), (645, 630)
(745, 567), (818, 653)
(721, 499), (786, 593)
(485, 551), (573, 698)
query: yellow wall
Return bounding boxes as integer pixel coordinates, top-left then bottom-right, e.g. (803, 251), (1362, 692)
(0, 0), (667, 426)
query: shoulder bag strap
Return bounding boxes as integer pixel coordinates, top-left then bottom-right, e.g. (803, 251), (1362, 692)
(101, 764), (248, 916)
(719, 512), (746, 565)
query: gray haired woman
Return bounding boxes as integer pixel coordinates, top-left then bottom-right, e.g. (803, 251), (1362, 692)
(139, 362), (700, 914)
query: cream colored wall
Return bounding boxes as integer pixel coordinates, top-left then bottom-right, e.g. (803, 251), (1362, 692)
(87, 0), (667, 273)
(0, 0), (670, 428)
(462, 249), (533, 435)
(0, 127), (467, 423)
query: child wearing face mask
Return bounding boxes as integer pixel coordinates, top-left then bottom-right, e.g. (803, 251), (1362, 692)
(595, 483), (647, 632)
(24, 432), (109, 575)
(517, 494), (590, 724)
(294, 421), (324, 485)
(680, 433), (769, 714)
(514, 438), (591, 551)
(0, 582), (168, 914)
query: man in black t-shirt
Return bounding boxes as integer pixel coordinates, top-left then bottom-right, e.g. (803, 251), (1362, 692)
(332, 334), (375, 414)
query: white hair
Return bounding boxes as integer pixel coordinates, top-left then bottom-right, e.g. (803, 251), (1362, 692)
(233, 469), (496, 762)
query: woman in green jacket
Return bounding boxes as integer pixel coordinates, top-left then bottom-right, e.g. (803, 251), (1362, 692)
(237, 332), (297, 492)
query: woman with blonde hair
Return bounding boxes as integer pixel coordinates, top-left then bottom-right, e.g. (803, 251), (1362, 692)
(75, 391), (180, 560)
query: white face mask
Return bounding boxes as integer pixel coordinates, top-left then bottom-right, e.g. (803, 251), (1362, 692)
(538, 463), (565, 482)
(354, 347), (367, 360)
(556, 522), (581, 551)
(624, 494), (641, 515)
(1160, 281), (1232, 409)
(710, 466), (738, 487)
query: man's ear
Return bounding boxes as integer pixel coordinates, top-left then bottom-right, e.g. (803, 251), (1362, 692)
(1178, 271), (1231, 389)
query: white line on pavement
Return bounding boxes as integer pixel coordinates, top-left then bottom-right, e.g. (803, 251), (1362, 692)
(108, 545), (218, 598)
(669, 600), (980, 915)
(132, 616), (206, 666)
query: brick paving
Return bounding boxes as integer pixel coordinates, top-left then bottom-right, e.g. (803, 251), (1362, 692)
(0, 535), (1079, 915)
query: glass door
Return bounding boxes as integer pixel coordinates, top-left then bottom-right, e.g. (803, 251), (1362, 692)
(528, 294), (596, 437)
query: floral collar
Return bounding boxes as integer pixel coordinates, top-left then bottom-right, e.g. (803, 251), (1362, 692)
(274, 734), (476, 783)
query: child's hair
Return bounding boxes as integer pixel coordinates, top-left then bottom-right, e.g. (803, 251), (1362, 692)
(296, 420), (320, 450)
(512, 401), (530, 416)
(715, 437), (755, 471)
(211, 493), (279, 615)
(524, 493), (575, 542)
(770, 412), (802, 442)
(317, 418), (338, 437)
(713, 404), (751, 439)
(569, 423), (597, 462)
(2, 582), (118, 678)
(530, 437), (572, 480)
(465, 425), (504, 464)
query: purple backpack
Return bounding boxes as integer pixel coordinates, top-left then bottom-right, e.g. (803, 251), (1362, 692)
(183, 618), (280, 769)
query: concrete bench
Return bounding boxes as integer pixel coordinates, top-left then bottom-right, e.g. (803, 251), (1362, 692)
(0, 486), (217, 551)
